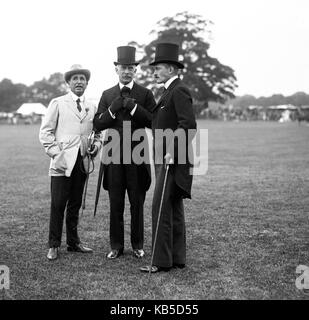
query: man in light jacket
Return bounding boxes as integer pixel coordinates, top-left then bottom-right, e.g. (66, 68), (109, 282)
(39, 64), (101, 260)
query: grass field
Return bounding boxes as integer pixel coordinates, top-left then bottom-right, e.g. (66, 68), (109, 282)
(0, 120), (309, 300)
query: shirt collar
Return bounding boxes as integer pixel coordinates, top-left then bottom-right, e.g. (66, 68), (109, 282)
(70, 91), (85, 102)
(164, 76), (178, 90)
(119, 80), (134, 90)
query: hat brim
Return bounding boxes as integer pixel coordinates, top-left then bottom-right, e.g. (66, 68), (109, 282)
(113, 62), (140, 66)
(149, 60), (184, 69)
(64, 69), (91, 83)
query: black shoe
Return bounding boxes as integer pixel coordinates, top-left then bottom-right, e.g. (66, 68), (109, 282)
(106, 249), (123, 259)
(67, 243), (93, 253)
(139, 265), (171, 273)
(132, 249), (145, 259)
(173, 263), (185, 269)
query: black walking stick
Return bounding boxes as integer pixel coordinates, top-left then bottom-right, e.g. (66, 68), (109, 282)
(80, 131), (95, 219)
(81, 155), (91, 216)
(148, 160), (172, 277)
(93, 157), (104, 217)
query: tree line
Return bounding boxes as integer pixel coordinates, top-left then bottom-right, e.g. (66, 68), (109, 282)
(225, 92), (309, 109)
(2, 76), (308, 116)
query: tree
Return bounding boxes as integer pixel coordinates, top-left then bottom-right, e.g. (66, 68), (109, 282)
(288, 92), (309, 107)
(129, 11), (237, 115)
(28, 72), (67, 106)
(0, 79), (28, 112)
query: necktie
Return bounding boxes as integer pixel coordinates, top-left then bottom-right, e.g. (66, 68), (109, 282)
(158, 87), (166, 100)
(159, 87), (167, 96)
(76, 98), (82, 112)
(121, 86), (131, 98)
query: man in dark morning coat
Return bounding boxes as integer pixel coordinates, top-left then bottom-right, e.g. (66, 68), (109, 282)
(140, 43), (197, 273)
(93, 46), (156, 260)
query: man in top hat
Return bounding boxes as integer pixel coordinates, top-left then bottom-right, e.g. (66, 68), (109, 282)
(39, 64), (102, 260)
(140, 43), (197, 273)
(93, 46), (156, 260)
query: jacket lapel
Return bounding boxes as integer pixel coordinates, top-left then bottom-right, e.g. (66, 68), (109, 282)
(65, 94), (82, 119)
(80, 100), (91, 122)
(130, 82), (140, 99)
(112, 84), (121, 97)
(156, 89), (169, 106)
(152, 78), (181, 112)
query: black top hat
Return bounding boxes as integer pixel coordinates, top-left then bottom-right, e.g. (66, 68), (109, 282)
(114, 46), (139, 66)
(149, 42), (184, 69)
(64, 64), (91, 83)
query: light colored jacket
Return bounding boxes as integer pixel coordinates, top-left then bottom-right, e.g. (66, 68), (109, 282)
(39, 93), (101, 176)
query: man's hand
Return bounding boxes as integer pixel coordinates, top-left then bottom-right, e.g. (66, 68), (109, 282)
(87, 145), (98, 158)
(123, 97), (136, 112)
(109, 96), (123, 114)
(164, 153), (174, 166)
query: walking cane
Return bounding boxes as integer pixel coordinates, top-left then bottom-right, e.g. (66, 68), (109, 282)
(148, 160), (172, 278)
(80, 154), (91, 218)
(93, 159), (104, 217)
(80, 131), (95, 221)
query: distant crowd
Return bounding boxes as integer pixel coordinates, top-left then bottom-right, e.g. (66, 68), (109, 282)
(200, 105), (309, 123)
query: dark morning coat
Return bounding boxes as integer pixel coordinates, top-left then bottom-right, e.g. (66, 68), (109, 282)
(93, 82), (156, 191)
(152, 78), (197, 198)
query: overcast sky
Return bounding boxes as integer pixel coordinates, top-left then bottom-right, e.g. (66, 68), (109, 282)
(1, 0), (309, 99)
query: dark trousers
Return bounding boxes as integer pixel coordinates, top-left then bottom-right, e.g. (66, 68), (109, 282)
(48, 152), (87, 248)
(106, 163), (145, 250)
(152, 164), (186, 268)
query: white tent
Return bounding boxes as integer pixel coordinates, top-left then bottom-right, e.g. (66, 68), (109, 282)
(15, 103), (47, 115)
(268, 104), (297, 110)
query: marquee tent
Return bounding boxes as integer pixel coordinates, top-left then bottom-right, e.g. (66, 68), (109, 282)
(15, 103), (47, 115)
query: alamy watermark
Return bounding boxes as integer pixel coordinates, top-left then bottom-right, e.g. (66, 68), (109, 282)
(0, 265), (10, 290)
(295, 265), (309, 292)
(100, 122), (208, 176)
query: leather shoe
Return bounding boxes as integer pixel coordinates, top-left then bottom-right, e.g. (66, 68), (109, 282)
(47, 247), (59, 260)
(173, 263), (185, 269)
(106, 249), (123, 259)
(139, 265), (171, 273)
(67, 243), (93, 253)
(132, 249), (145, 259)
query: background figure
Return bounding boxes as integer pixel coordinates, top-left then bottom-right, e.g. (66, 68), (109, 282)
(93, 46), (156, 260)
(140, 43), (197, 273)
(39, 64), (101, 260)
